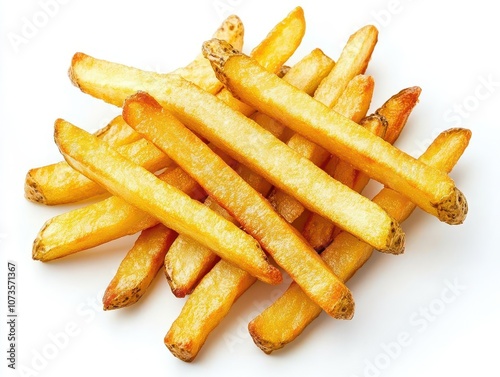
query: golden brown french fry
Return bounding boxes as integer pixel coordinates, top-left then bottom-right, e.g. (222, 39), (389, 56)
(248, 128), (471, 354)
(376, 86), (422, 145)
(250, 6), (304, 73)
(203, 39), (467, 226)
(313, 25), (378, 107)
(123, 92), (354, 318)
(103, 224), (177, 310)
(53, 119), (281, 285)
(268, 74), (374, 223)
(32, 165), (206, 262)
(303, 87), (422, 251)
(69, 53), (404, 254)
(164, 48), (334, 297)
(26, 137), (173, 205)
(165, 259), (256, 362)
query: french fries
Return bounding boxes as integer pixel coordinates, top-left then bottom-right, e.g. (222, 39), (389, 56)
(25, 14), (244, 206)
(267, 27), (380, 220)
(164, 196), (233, 298)
(26, 5), (473, 367)
(165, 259), (256, 362)
(27, 137), (172, 204)
(161, 103), (382, 363)
(209, 6), (306, 117)
(303, 86), (422, 251)
(164, 48), (335, 298)
(25, 116), (141, 204)
(70, 55), (405, 253)
(123, 92), (354, 319)
(202, 38), (468, 226)
(268, 74), (374, 223)
(103, 224), (177, 310)
(248, 128), (471, 354)
(32, 165), (206, 261)
(53, 119), (282, 285)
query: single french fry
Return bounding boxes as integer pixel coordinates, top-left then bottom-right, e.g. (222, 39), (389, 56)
(376, 86), (422, 145)
(165, 259), (256, 362)
(69, 54), (404, 254)
(53, 119), (281, 285)
(303, 87), (422, 251)
(203, 39), (467, 225)
(249, 6), (305, 73)
(313, 25), (378, 107)
(164, 48), (334, 297)
(248, 128), (471, 354)
(268, 74), (374, 222)
(32, 165), (206, 262)
(103, 224), (177, 310)
(123, 92), (354, 318)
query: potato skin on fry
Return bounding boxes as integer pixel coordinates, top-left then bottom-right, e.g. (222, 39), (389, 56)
(165, 260), (256, 362)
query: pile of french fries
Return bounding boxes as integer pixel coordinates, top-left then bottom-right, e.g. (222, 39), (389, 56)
(26, 6), (471, 362)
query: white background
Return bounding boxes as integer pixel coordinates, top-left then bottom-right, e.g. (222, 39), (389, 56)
(1, 0), (499, 376)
